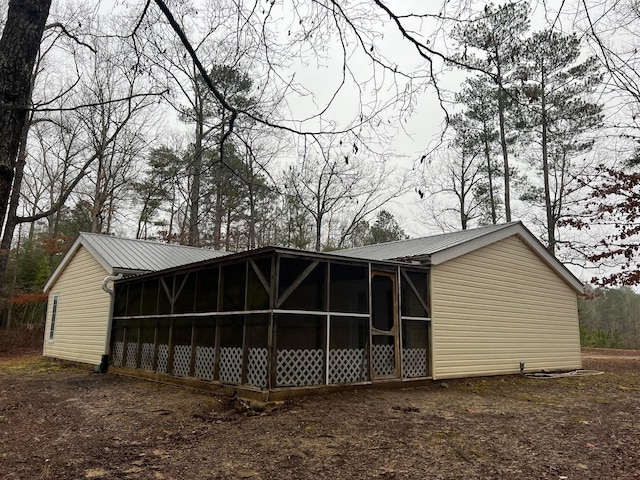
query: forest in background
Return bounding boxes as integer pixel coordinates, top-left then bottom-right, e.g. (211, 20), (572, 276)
(0, 1), (639, 349)
(579, 288), (640, 349)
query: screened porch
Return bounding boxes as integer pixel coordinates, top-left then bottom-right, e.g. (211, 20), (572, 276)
(110, 248), (431, 391)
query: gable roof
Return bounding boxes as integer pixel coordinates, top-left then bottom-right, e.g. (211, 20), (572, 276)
(44, 233), (228, 292)
(334, 222), (518, 262)
(334, 221), (584, 293)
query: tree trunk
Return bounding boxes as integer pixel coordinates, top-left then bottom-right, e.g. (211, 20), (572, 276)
(457, 158), (468, 230)
(91, 156), (104, 233)
(248, 188), (257, 249)
(314, 214), (322, 251)
(247, 161), (257, 249)
(188, 118), (203, 246)
(0, 122), (28, 292)
(483, 121), (497, 224)
(213, 187), (223, 249)
(212, 109), (227, 250)
(0, 0), (52, 289)
(224, 210), (232, 251)
(167, 180), (177, 240)
(497, 86), (511, 223)
(540, 69), (555, 255)
(494, 47), (512, 223)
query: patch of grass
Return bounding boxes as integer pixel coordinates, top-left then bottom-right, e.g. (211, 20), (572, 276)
(571, 414), (588, 424)
(555, 378), (574, 386)
(616, 384), (639, 392)
(454, 379), (494, 395)
(0, 357), (82, 375)
(39, 463), (51, 478)
(454, 377), (559, 404)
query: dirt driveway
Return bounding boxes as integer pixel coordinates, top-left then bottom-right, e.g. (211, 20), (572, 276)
(1, 349), (639, 480)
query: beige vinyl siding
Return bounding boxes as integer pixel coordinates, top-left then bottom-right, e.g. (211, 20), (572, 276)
(431, 235), (581, 379)
(43, 246), (112, 365)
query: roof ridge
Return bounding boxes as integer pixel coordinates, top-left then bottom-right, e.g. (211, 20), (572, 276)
(340, 221), (520, 252)
(409, 221), (519, 242)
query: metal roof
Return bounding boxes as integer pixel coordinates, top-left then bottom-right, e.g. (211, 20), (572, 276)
(333, 221), (584, 293)
(333, 222), (520, 261)
(44, 233), (228, 291)
(79, 233), (228, 272)
(44, 223), (584, 294)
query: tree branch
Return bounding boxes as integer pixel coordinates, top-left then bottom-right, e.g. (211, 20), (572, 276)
(45, 21), (96, 53)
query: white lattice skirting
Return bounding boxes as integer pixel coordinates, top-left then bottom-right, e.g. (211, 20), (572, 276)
(373, 343), (395, 376)
(157, 344), (169, 373)
(172, 344), (192, 377)
(219, 347), (242, 384)
(277, 349), (324, 386)
(194, 346), (215, 380)
(126, 342), (138, 368)
(247, 348), (268, 387)
(112, 341), (124, 367)
(329, 348), (368, 384)
(140, 343), (154, 370)
(114, 342), (427, 385)
(402, 348), (428, 378)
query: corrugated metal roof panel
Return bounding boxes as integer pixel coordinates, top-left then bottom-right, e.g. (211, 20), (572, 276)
(333, 222), (520, 261)
(80, 233), (228, 272)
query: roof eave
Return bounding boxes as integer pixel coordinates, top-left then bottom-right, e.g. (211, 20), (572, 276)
(43, 233), (119, 292)
(113, 268), (153, 276)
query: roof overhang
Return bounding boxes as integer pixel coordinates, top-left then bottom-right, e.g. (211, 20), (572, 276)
(114, 245), (431, 285)
(43, 234), (115, 292)
(410, 222), (584, 293)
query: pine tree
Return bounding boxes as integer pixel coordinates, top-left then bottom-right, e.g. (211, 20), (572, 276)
(519, 30), (603, 255)
(454, 77), (504, 225)
(452, 1), (530, 222)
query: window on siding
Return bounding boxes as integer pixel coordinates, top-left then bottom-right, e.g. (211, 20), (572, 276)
(48, 294), (59, 341)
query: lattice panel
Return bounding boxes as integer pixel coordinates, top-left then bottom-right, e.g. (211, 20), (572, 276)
(194, 346), (216, 380)
(402, 348), (428, 378)
(277, 349), (324, 386)
(140, 343), (154, 370)
(112, 341), (124, 367)
(373, 343), (395, 376)
(329, 349), (368, 384)
(126, 342), (138, 368)
(157, 344), (169, 373)
(247, 348), (268, 388)
(172, 345), (192, 377)
(219, 347), (242, 384)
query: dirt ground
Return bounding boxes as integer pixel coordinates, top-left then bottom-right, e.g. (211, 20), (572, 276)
(1, 349), (639, 480)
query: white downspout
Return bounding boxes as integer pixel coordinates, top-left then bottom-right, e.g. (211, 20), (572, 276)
(100, 274), (123, 372)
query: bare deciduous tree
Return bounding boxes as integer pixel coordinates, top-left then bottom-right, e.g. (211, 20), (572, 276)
(284, 139), (408, 251)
